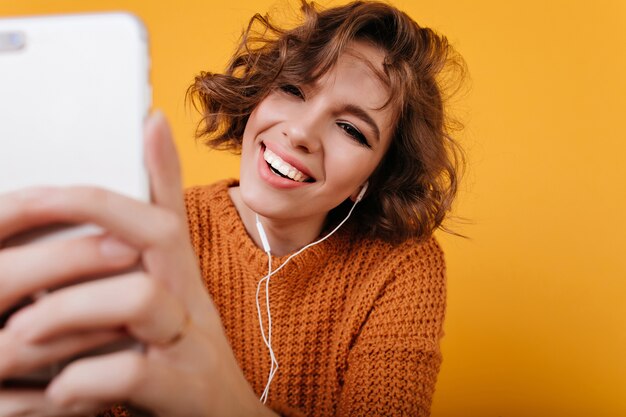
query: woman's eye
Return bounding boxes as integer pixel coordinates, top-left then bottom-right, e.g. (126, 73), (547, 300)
(279, 84), (304, 99)
(338, 122), (371, 148)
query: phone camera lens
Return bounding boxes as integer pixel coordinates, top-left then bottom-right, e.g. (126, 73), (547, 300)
(0, 31), (26, 51)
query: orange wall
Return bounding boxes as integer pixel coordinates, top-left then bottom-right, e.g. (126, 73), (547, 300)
(3, 1), (625, 415)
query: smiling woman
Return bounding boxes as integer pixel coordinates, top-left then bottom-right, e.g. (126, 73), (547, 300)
(0, 1), (465, 416)
(181, 0), (465, 415)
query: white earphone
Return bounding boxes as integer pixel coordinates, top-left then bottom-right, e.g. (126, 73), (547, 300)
(254, 181), (369, 403)
(355, 181), (369, 203)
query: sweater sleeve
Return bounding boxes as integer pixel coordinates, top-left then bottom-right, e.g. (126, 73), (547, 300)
(337, 239), (447, 417)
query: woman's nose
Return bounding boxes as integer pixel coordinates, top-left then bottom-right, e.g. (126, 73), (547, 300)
(282, 108), (323, 154)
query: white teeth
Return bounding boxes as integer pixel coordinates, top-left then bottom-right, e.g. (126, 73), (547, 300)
(278, 164), (290, 176)
(263, 148), (311, 182)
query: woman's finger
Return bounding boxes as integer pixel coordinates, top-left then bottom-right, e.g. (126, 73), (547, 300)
(0, 189), (61, 243)
(0, 111), (182, 244)
(0, 184), (200, 296)
(0, 390), (92, 417)
(5, 274), (186, 347)
(0, 188), (211, 329)
(0, 234), (138, 313)
(0, 112), (187, 248)
(144, 111), (186, 217)
(0, 186), (178, 250)
(140, 112), (207, 304)
(0, 329), (124, 382)
(46, 350), (155, 412)
(45, 349), (207, 416)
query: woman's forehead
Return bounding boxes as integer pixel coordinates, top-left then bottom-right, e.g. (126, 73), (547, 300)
(311, 41), (391, 105)
(342, 40), (387, 72)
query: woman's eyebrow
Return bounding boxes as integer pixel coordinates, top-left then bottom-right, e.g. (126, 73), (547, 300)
(342, 104), (381, 143)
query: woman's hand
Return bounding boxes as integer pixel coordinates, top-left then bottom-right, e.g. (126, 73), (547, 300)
(0, 113), (275, 417)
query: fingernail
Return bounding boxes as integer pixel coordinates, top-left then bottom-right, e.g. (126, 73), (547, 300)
(145, 109), (164, 129)
(100, 236), (137, 260)
(17, 186), (56, 203)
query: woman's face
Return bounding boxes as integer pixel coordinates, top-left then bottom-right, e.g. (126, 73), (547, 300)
(239, 41), (395, 223)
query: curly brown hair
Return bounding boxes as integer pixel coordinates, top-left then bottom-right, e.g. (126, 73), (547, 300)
(188, 0), (466, 243)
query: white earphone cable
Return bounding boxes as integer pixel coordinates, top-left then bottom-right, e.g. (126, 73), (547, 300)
(256, 253), (277, 403)
(254, 183), (367, 403)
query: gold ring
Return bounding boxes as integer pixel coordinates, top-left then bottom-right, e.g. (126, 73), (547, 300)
(152, 311), (191, 347)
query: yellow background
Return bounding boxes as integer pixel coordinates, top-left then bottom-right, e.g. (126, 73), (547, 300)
(3, 0), (625, 415)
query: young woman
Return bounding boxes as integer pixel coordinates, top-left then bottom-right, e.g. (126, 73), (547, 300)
(0, 1), (464, 416)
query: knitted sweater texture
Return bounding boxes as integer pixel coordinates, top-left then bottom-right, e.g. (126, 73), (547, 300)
(101, 179), (447, 416)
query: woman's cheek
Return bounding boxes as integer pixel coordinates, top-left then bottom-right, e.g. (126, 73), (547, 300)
(249, 95), (291, 133)
(325, 143), (374, 190)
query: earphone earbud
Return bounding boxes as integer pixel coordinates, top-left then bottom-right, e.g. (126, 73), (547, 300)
(356, 181), (369, 203)
(255, 215), (272, 253)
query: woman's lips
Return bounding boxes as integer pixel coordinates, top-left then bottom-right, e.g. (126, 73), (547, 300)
(263, 148), (312, 182)
(262, 143), (315, 181)
(257, 145), (314, 189)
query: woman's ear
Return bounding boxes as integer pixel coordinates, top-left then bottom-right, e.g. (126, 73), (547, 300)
(350, 182), (369, 202)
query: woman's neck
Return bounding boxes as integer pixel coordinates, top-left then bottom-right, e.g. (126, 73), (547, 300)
(228, 186), (327, 257)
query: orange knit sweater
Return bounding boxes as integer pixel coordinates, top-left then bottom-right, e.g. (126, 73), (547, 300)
(101, 179), (447, 416)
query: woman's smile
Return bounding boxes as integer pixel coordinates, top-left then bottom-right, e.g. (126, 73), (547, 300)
(263, 143), (315, 182)
(256, 143), (316, 189)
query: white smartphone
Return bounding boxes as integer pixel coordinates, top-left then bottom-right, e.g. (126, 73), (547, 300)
(0, 12), (151, 387)
(0, 12), (150, 203)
